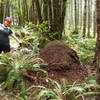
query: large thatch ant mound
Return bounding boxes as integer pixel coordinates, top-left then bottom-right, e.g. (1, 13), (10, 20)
(40, 40), (88, 84)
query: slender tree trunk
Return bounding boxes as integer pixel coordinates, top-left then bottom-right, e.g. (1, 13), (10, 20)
(93, 0), (97, 38)
(0, 0), (4, 23)
(18, 0), (23, 25)
(22, 0), (28, 23)
(43, 0), (48, 21)
(34, 0), (43, 24)
(80, 0), (83, 27)
(87, 0), (91, 37)
(83, 0), (87, 37)
(74, 0), (78, 34)
(48, 0), (53, 31)
(3, 0), (10, 18)
(61, 0), (67, 34)
(29, 5), (33, 22)
(77, 0), (80, 28)
(31, 0), (35, 24)
(71, 0), (74, 31)
(68, 0), (71, 28)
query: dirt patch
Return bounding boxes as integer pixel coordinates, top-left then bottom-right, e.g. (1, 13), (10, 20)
(39, 40), (88, 84)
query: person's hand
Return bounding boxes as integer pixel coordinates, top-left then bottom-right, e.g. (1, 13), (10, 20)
(19, 42), (22, 47)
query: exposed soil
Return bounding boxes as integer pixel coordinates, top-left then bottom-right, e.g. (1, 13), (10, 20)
(39, 40), (88, 84)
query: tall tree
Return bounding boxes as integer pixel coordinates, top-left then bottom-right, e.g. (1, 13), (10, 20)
(34, 0), (43, 24)
(87, 0), (92, 37)
(51, 0), (67, 39)
(96, 0), (100, 99)
(3, 0), (10, 18)
(80, 0), (83, 27)
(48, 0), (52, 30)
(83, 0), (87, 37)
(93, 0), (97, 38)
(17, 0), (23, 25)
(22, 0), (28, 23)
(0, 0), (4, 23)
(43, 0), (48, 21)
(74, 0), (79, 34)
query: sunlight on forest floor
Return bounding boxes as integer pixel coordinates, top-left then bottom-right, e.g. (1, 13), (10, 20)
(10, 38), (19, 49)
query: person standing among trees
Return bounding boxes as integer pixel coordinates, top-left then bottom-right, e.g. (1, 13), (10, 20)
(0, 17), (21, 53)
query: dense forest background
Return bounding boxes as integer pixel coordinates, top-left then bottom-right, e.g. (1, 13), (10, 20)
(0, 0), (97, 38)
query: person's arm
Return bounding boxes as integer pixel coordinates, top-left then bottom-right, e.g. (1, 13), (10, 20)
(10, 34), (21, 45)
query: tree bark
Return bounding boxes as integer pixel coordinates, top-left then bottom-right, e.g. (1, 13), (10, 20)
(48, 0), (53, 30)
(51, 0), (67, 40)
(34, 0), (43, 24)
(3, 0), (10, 18)
(83, 0), (87, 37)
(96, 0), (100, 99)
(74, 0), (79, 34)
(93, 0), (97, 38)
(43, 0), (48, 21)
(87, 0), (91, 37)
(0, 0), (4, 23)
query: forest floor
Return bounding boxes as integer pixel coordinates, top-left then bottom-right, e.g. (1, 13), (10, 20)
(25, 40), (95, 100)
(0, 40), (96, 100)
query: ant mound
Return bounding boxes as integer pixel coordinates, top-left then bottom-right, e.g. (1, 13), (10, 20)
(40, 40), (82, 71)
(40, 40), (88, 84)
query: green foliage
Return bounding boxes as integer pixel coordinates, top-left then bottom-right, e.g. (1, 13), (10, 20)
(12, 21), (50, 48)
(25, 21), (59, 48)
(35, 21), (59, 40)
(0, 43), (47, 94)
(0, 19), (97, 100)
(12, 21), (62, 49)
(34, 21), (50, 48)
(11, 24), (36, 38)
(37, 89), (58, 100)
(22, 78), (100, 100)
(0, 48), (99, 100)
(0, 53), (26, 92)
(62, 34), (96, 63)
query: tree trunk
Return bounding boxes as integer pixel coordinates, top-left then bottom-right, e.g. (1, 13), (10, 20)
(60, 0), (67, 34)
(87, 0), (91, 37)
(93, 0), (97, 38)
(18, 0), (23, 25)
(48, 0), (53, 30)
(22, 0), (28, 23)
(74, 0), (79, 34)
(83, 0), (87, 37)
(3, 0), (10, 18)
(0, 0), (4, 23)
(80, 0), (83, 26)
(43, 0), (48, 21)
(34, 0), (43, 24)
(51, 0), (67, 40)
(96, 0), (100, 99)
